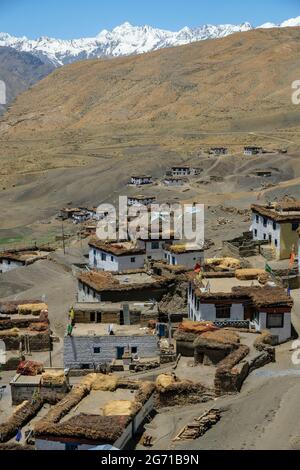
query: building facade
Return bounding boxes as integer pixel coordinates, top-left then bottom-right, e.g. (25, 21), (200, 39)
(252, 203), (300, 260)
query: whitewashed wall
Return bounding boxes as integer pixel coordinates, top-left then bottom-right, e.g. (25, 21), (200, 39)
(255, 311), (291, 343)
(89, 247), (145, 272)
(165, 250), (204, 268)
(252, 213), (281, 257)
(0, 259), (24, 273)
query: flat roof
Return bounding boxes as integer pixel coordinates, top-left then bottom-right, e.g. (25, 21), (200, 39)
(252, 203), (300, 222)
(74, 301), (158, 313)
(78, 270), (170, 292)
(89, 238), (145, 256)
(0, 250), (50, 263)
(191, 276), (293, 308)
(70, 323), (155, 337)
(166, 243), (204, 254)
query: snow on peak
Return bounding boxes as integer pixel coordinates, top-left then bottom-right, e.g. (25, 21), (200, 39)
(0, 17), (298, 67)
(281, 16), (300, 28)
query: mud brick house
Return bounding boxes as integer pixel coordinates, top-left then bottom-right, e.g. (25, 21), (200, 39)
(164, 243), (204, 269)
(129, 175), (153, 186)
(34, 376), (155, 450)
(72, 302), (158, 327)
(77, 270), (174, 303)
(127, 195), (156, 207)
(244, 146), (263, 156)
(209, 147), (228, 156)
(162, 177), (187, 187)
(188, 277), (293, 343)
(251, 201), (300, 260)
(0, 248), (51, 274)
(64, 324), (160, 370)
(89, 239), (146, 272)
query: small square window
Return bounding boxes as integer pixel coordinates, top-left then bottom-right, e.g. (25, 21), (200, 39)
(131, 347), (138, 354)
(267, 314), (284, 329)
(292, 223), (299, 232)
(93, 347), (101, 354)
(151, 242), (160, 250)
(131, 257), (136, 263)
(216, 305), (232, 319)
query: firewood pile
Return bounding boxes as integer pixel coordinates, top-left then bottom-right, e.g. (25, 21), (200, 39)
(173, 409), (221, 441)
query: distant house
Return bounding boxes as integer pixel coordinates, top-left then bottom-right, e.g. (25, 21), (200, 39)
(129, 175), (153, 186)
(170, 166), (191, 177)
(127, 195), (156, 207)
(251, 201), (300, 260)
(89, 239), (146, 272)
(64, 323), (160, 370)
(162, 177), (187, 187)
(77, 270), (172, 304)
(188, 278), (293, 344)
(0, 248), (51, 274)
(164, 243), (204, 269)
(209, 147), (228, 156)
(244, 146), (263, 156)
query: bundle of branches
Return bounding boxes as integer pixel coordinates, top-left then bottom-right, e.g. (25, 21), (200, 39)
(0, 399), (43, 443)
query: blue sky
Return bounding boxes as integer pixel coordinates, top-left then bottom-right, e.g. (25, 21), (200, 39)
(0, 0), (299, 38)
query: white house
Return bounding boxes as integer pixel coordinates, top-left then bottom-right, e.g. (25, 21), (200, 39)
(89, 239), (146, 272)
(188, 280), (293, 344)
(127, 195), (156, 207)
(129, 175), (153, 186)
(164, 244), (204, 269)
(0, 249), (50, 274)
(244, 146), (263, 156)
(251, 202), (300, 260)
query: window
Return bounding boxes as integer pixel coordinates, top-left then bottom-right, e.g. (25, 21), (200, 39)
(267, 313), (284, 329)
(263, 218), (268, 228)
(216, 305), (232, 319)
(292, 223), (299, 232)
(101, 252), (106, 261)
(275, 239), (278, 247)
(164, 253), (167, 259)
(273, 222), (277, 231)
(93, 249), (96, 256)
(269, 235), (272, 243)
(111, 256), (114, 262)
(151, 242), (160, 250)
(254, 229), (258, 237)
(90, 312), (95, 322)
(131, 347), (138, 354)
(256, 215), (259, 224)
(263, 234), (267, 240)
(131, 257), (136, 263)
(93, 347), (101, 354)
(172, 256), (176, 265)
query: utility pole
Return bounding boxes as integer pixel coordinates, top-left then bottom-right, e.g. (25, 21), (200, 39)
(62, 220), (66, 255)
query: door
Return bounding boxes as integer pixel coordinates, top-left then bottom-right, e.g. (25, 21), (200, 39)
(116, 347), (125, 360)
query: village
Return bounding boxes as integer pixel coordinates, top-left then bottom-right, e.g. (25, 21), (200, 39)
(1, 154), (300, 451)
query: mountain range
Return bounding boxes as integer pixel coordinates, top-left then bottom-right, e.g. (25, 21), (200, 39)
(1, 17), (300, 66)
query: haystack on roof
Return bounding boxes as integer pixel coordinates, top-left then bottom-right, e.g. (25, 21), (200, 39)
(89, 238), (145, 256)
(194, 286), (293, 309)
(78, 270), (171, 293)
(35, 414), (131, 443)
(178, 321), (218, 335)
(194, 329), (240, 351)
(166, 243), (203, 254)
(103, 400), (139, 417)
(251, 202), (300, 222)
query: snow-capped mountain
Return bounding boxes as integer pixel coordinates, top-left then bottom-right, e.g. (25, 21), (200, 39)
(0, 17), (299, 67)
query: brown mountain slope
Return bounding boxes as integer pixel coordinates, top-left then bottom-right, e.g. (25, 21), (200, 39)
(2, 27), (300, 243)
(1, 26), (300, 137)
